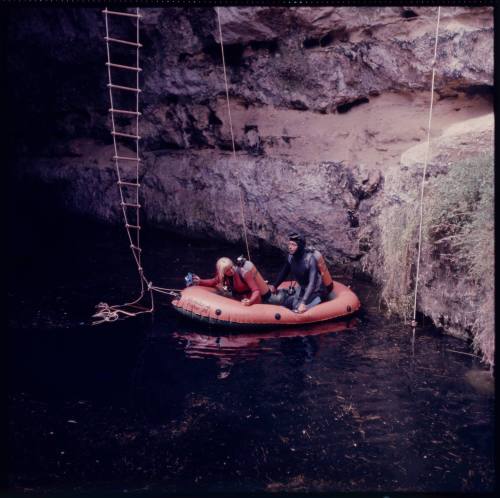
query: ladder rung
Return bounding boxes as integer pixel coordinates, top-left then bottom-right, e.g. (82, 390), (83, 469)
(113, 155), (142, 162)
(125, 224), (141, 230)
(118, 181), (141, 187)
(104, 36), (142, 48)
(109, 108), (142, 116)
(103, 9), (142, 19)
(106, 62), (142, 72)
(107, 83), (141, 93)
(121, 202), (141, 208)
(111, 131), (141, 139)
(130, 244), (142, 252)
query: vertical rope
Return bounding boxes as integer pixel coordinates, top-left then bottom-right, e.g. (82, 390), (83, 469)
(216, 7), (251, 261)
(134, 7), (154, 308)
(411, 6), (441, 327)
(135, 8), (144, 292)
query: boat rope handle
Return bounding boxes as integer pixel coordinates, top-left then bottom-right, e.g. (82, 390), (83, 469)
(411, 6), (441, 328)
(216, 7), (252, 262)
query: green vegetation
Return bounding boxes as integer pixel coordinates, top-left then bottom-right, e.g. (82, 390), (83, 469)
(380, 153), (494, 366)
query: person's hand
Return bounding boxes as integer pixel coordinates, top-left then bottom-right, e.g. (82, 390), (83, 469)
(296, 302), (307, 314)
(192, 274), (200, 285)
(268, 285), (277, 294)
(241, 298), (251, 306)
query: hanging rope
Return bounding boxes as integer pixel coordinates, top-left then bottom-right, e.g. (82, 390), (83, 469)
(216, 7), (252, 262)
(411, 6), (441, 328)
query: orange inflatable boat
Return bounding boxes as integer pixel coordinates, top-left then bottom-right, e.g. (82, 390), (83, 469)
(172, 280), (361, 329)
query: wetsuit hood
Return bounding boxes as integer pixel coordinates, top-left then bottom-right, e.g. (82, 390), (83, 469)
(289, 232), (306, 258)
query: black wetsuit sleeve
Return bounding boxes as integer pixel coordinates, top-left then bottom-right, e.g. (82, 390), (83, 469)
(273, 260), (291, 289)
(301, 256), (318, 304)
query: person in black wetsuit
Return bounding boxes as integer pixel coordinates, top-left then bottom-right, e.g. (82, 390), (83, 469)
(269, 232), (325, 313)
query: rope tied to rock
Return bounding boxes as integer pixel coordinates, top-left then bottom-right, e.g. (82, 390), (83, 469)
(411, 6), (441, 328)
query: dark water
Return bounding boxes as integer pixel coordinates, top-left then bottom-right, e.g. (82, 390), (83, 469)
(6, 184), (495, 495)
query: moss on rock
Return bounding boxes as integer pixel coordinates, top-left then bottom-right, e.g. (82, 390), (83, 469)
(380, 153), (493, 366)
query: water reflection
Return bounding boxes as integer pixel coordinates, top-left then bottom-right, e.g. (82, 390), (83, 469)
(173, 319), (359, 379)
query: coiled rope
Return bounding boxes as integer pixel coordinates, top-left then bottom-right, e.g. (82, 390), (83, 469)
(411, 6), (441, 328)
(216, 7), (252, 262)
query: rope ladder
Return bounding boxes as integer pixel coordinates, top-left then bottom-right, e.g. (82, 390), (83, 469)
(93, 8), (180, 325)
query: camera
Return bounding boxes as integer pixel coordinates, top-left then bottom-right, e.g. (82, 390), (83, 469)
(184, 272), (194, 287)
(236, 255), (247, 267)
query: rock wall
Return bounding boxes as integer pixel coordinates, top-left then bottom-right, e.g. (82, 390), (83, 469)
(370, 114), (494, 365)
(6, 6), (494, 363)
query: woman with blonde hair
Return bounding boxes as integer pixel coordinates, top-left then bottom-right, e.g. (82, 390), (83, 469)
(192, 257), (268, 306)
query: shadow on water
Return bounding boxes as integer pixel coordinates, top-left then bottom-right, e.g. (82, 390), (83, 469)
(6, 181), (495, 494)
